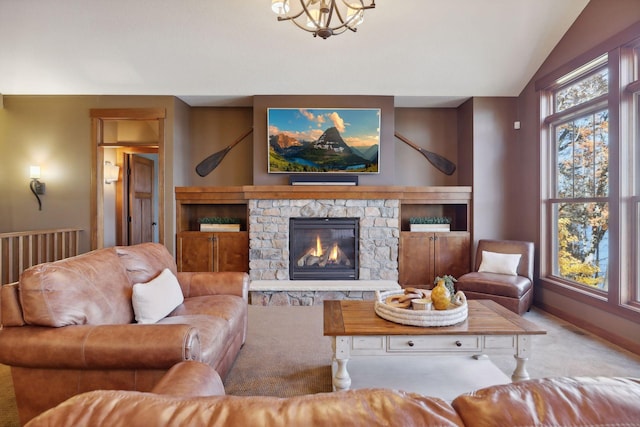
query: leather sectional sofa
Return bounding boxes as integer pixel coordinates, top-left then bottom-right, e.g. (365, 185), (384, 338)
(0, 243), (249, 425)
(24, 360), (640, 427)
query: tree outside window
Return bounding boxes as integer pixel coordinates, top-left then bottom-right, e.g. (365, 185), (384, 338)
(548, 65), (609, 290)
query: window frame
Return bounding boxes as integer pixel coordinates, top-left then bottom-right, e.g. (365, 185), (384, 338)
(543, 58), (611, 295)
(538, 32), (640, 322)
(621, 42), (640, 310)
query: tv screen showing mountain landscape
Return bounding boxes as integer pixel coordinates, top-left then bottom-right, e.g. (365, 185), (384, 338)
(268, 108), (380, 174)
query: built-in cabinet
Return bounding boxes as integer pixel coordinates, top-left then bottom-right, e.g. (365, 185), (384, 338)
(177, 231), (248, 272)
(399, 232), (470, 288)
(175, 186), (472, 279)
(176, 187), (249, 272)
(397, 192), (471, 288)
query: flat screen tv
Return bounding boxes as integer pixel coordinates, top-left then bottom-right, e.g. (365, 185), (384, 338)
(268, 108), (380, 174)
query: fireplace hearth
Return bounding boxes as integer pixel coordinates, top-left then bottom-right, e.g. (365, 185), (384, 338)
(289, 217), (359, 280)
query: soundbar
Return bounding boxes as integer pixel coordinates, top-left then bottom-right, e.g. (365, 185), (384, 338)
(289, 175), (359, 186)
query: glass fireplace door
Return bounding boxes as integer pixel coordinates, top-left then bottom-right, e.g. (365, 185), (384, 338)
(289, 218), (358, 280)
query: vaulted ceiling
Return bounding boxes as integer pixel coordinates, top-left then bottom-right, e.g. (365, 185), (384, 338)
(0, 0), (589, 107)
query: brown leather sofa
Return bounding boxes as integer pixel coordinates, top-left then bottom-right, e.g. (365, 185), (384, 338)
(24, 361), (640, 427)
(0, 243), (249, 425)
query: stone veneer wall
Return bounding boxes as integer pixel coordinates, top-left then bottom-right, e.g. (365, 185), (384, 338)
(248, 199), (400, 281)
(250, 290), (378, 306)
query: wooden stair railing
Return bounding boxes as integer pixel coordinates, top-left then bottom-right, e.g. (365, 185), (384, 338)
(0, 228), (82, 286)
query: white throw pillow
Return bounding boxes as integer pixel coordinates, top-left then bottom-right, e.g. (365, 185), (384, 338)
(132, 268), (184, 324)
(478, 250), (522, 276)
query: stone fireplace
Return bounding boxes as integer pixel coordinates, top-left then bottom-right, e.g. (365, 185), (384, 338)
(249, 198), (399, 281)
(248, 198), (400, 305)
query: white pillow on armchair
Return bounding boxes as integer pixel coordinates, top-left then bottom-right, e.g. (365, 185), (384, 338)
(478, 250), (521, 276)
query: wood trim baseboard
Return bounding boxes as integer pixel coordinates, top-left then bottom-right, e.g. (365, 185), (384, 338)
(535, 301), (640, 357)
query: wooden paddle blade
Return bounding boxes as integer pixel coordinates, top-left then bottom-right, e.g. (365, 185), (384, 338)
(394, 132), (457, 176)
(419, 148), (456, 175)
(195, 128), (253, 177)
(195, 147), (231, 177)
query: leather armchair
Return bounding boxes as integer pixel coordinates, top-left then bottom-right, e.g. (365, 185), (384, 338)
(455, 239), (534, 315)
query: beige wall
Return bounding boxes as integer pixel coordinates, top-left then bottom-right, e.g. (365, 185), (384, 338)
(0, 95), (176, 253)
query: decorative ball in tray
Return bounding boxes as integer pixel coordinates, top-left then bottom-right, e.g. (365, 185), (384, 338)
(374, 287), (468, 327)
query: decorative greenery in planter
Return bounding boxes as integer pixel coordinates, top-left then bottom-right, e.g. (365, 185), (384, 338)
(198, 217), (242, 225)
(409, 217), (451, 232)
(198, 217), (241, 232)
(409, 217), (452, 225)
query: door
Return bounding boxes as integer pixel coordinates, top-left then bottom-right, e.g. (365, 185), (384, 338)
(433, 232), (471, 280)
(399, 231), (470, 288)
(176, 232), (249, 272)
(215, 232), (249, 272)
(128, 154), (155, 245)
(399, 232), (434, 288)
(177, 233), (214, 272)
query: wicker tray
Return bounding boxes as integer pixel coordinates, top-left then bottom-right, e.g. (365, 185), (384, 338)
(374, 290), (468, 327)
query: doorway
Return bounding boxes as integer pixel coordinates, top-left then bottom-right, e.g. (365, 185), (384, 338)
(91, 108), (166, 249)
(105, 149), (159, 246)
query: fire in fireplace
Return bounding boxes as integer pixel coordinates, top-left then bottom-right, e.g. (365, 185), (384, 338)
(289, 217), (359, 280)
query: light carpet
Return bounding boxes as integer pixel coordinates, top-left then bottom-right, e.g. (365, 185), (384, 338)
(3, 305), (640, 427)
(223, 305), (640, 397)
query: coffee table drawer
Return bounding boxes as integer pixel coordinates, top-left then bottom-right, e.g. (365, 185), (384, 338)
(352, 336), (385, 350)
(388, 335), (480, 352)
(483, 335), (516, 349)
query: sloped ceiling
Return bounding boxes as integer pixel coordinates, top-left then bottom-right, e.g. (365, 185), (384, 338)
(0, 0), (589, 107)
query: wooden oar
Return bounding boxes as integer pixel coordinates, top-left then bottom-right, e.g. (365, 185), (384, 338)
(195, 128), (254, 177)
(394, 132), (456, 175)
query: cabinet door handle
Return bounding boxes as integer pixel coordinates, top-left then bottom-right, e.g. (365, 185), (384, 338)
(408, 340), (415, 347)
(455, 340), (462, 347)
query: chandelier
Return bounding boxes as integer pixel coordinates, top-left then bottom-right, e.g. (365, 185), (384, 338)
(271, 0), (376, 39)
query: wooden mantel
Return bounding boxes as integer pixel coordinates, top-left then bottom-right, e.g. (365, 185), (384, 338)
(175, 185), (472, 203)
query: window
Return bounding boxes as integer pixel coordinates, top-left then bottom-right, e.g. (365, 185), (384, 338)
(631, 48), (640, 305)
(540, 34), (640, 314)
(545, 57), (610, 291)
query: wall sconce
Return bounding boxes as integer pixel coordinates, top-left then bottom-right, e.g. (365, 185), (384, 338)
(29, 165), (45, 211)
(104, 161), (120, 184)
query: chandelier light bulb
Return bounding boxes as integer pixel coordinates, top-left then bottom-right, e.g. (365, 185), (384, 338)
(306, 9), (321, 29)
(271, 0), (290, 15)
(346, 5), (364, 27)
